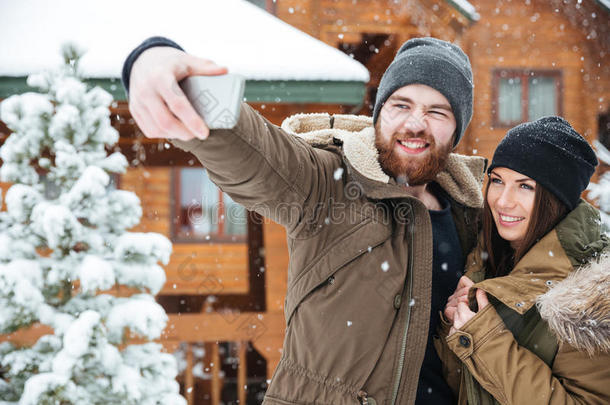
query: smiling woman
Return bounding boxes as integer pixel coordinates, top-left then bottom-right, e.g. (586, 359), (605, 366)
(437, 116), (610, 405)
(484, 166), (568, 277)
(487, 168), (537, 247)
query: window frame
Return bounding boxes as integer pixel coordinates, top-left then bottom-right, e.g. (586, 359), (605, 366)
(170, 167), (249, 244)
(491, 68), (563, 128)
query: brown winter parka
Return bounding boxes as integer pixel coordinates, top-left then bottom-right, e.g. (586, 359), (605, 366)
(435, 200), (610, 405)
(170, 103), (487, 405)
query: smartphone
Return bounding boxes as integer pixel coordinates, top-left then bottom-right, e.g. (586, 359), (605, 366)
(179, 73), (245, 129)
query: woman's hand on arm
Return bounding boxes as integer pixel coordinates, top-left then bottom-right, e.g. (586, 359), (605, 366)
(444, 275), (475, 324)
(445, 290), (609, 405)
(449, 288), (489, 335)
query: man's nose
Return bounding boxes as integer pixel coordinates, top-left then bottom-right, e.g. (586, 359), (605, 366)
(401, 111), (427, 133)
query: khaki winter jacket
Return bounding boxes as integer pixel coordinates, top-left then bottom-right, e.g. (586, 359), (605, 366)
(435, 201), (610, 405)
(171, 103), (487, 405)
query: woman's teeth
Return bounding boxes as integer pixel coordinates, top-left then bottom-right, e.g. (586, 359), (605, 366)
(500, 214), (524, 222)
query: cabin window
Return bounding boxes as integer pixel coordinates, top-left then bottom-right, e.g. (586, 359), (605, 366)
(492, 69), (562, 127)
(172, 167), (248, 243)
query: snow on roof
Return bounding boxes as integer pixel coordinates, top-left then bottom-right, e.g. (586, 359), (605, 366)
(445, 0), (480, 21)
(0, 0), (370, 82)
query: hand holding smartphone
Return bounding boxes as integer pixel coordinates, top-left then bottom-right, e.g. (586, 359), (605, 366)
(179, 74), (246, 130)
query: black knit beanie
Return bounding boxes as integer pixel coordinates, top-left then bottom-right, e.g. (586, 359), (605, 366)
(372, 37), (474, 147)
(488, 116), (598, 210)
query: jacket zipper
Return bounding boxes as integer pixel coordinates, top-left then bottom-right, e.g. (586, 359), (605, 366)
(389, 208), (415, 405)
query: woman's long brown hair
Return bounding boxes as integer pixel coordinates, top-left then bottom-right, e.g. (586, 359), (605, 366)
(482, 174), (569, 278)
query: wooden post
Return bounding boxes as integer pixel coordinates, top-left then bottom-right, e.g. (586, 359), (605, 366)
(238, 341), (247, 405)
(211, 342), (221, 405)
(185, 343), (194, 405)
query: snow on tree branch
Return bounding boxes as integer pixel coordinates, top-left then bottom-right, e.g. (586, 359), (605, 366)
(0, 42), (185, 405)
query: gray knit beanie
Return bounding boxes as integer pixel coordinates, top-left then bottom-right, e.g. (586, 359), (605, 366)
(373, 37), (474, 147)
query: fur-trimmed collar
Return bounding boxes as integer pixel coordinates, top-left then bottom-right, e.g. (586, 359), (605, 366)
(281, 112), (486, 208)
(537, 254), (610, 355)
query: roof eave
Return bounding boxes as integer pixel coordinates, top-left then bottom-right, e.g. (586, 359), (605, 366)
(444, 0), (481, 22)
(0, 76), (366, 106)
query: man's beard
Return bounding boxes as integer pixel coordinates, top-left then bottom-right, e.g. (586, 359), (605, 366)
(374, 121), (452, 186)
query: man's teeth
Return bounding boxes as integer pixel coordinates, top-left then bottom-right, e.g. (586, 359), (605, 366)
(399, 140), (426, 149)
(500, 214), (524, 222)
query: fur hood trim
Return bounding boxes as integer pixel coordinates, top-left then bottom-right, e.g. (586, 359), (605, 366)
(281, 112), (486, 208)
(537, 254), (610, 356)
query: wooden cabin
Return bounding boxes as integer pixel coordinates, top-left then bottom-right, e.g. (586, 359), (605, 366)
(1, 1), (609, 404)
(271, 0), (609, 161)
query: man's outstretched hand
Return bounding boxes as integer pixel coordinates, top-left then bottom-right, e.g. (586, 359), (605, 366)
(127, 47), (228, 141)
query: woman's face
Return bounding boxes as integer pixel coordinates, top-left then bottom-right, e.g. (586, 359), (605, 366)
(487, 167), (537, 250)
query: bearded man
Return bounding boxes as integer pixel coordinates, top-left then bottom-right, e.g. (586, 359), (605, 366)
(122, 36), (485, 405)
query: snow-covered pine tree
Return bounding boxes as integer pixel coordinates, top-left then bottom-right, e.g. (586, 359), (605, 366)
(0, 42), (185, 405)
(587, 140), (610, 233)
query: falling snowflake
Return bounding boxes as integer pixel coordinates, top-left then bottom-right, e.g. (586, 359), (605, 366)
(381, 261), (389, 272)
(334, 167), (344, 180)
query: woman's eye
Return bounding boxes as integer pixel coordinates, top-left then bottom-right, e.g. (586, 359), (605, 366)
(490, 178), (502, 184)
(395, 104), (410, 110)
(429, 110), (446, 117)
(520, 183), (535, 191)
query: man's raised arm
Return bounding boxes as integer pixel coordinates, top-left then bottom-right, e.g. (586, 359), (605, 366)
(121, 37), (339, 232)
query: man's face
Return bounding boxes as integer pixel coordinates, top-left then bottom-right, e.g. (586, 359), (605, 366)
(375, 84), (457, 186)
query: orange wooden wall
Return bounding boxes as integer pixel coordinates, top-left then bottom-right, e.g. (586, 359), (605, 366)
(119, 167), (250, 296)
(459, 0), (610, 163)
(273, 0), (610, 163)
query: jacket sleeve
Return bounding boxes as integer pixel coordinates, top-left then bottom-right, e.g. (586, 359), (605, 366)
(446, 304), (610, 405)
(121, 37), (342, 235)
(169, 102), (342, 235)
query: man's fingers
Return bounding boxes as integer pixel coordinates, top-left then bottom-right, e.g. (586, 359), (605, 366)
(146, 93), (198, 141)
(178, 54), (228, 79)
(130, 100), (168, 140)
(144, 99), (194, 142)
(159, 79), (209, 140)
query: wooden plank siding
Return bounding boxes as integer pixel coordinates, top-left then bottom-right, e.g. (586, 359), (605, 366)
(119, 166), (251, 295)
(273, 0), (610, 167)
(455, 0), (610, 164)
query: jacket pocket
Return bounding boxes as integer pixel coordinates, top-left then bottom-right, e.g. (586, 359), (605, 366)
(284, 217), (392, 326)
